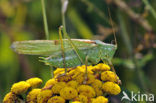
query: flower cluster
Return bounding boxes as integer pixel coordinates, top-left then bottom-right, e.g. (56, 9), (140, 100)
(3, 63), (121, 103)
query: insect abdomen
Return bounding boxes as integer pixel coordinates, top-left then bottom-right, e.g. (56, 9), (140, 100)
(40, 46), (100, 68)
(42, 50), (83, 68)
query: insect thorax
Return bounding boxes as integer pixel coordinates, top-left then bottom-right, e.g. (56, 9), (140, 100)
(98, 43), (117, 62)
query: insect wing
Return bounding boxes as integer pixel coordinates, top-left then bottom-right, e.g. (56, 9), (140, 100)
(11, 40), (96, 56)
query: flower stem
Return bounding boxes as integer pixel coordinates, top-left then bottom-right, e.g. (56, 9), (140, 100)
(41, 0), (49, 40)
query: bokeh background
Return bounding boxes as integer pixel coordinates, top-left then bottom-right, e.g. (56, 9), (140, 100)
(0, 0), (156, 102)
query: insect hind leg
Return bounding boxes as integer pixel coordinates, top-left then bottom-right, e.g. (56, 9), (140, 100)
(109, 61), (122, 85)
(83, 55), (89, 84)
(59, 26), (67, 74)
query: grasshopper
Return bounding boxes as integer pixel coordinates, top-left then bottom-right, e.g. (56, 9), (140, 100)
(11, 30), (117, 68)
(11, 0), (119, 83)
(11, 26), (117, 81)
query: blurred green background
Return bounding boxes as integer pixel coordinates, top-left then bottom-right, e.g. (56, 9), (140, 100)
(0, 0), (156, 102)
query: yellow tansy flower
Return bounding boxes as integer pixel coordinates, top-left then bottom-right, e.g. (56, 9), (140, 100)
(47, 96), (65, 103)
(54, 68), (65, 77)
(77, 65), (93, 74)
(26, 77), (42, 88)
(56, 73), (72, 82)
(73, 73), (84, 84)
(37, 90), (52, 103)
(92, 63), (110, 72)
(2, 63), (122, 103)
(102, 82), (121, 95)
(86, 74), (95, 84)
(3, 92), (19, 103)
(69, 68), (82, 79)
(72, 101), (82, 103)
(101, 71), (118, 82)
(74, 95), (88, 103)
(52, 82), (66, 94)
(91, 79), (102, 89)
(44, 78), (57, 88)
(11, 81), (30, 94)
(94, 88), (103, 96)
(60, 87), (78, 100)
(26, 88), (41, 103)
(68, 68), (79, 75)
(91, 98), (96, 103)
(77, 85), (95, 98)
(92, 96), (108, 103)
(67, 80), (79, 89)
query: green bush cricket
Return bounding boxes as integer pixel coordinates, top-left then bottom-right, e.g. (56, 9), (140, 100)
(11, 33), (117, 68)
(11, 26), (118, 82)
(11, 0), (120, 83)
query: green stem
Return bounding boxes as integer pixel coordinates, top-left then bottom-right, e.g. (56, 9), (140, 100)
(142, 0), (156, 20)
(41, 0), (49, 40)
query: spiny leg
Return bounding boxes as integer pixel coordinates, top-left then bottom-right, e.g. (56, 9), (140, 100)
(60, 26), (89, 84)
(61, 0), (86, 77)
(61, 26), (89, 83)
(99, 51), (121, 84)
(61, 0), (85, 64)
(109, 61), (121, 85)
(60, 26), (86, 68)
(83, 55), (89, 84)
(59, 26), (67, 75)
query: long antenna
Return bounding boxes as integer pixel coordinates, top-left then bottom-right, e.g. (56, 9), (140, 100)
(107, 6), (117, 47)
(41, 0), (49, 40)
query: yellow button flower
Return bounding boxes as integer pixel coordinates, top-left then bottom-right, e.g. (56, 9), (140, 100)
(60, 87), (78, 100)
(74, 95), (88, 103)
(91, 79), (103, 89)
(67, 80), (79, 89)
(11, 81), (30, 94)
(37, 89), (52, 103)
(47, 96), (65, 103)
(92, 96), (108, 103)
(86, 74), (95, 84)
(92, 63), (110, 72)
(77, 65), (93, 74)
(44, 78), (57, 88)
(52, 82), (66, 94)
(94, 88), (103, 96)
(77, 85), (95, 98)
(26, 77), (42, 88)
(3, 92), (19, 103)
(56, 73), (72, 82)
(101, 71), (118, 82)
(102, 82), (121, 95)
(26, 89), (41, 103)
(73, 73), (84, 84)
(54, 68), (65, 77)
(72, 101), (82, 103)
